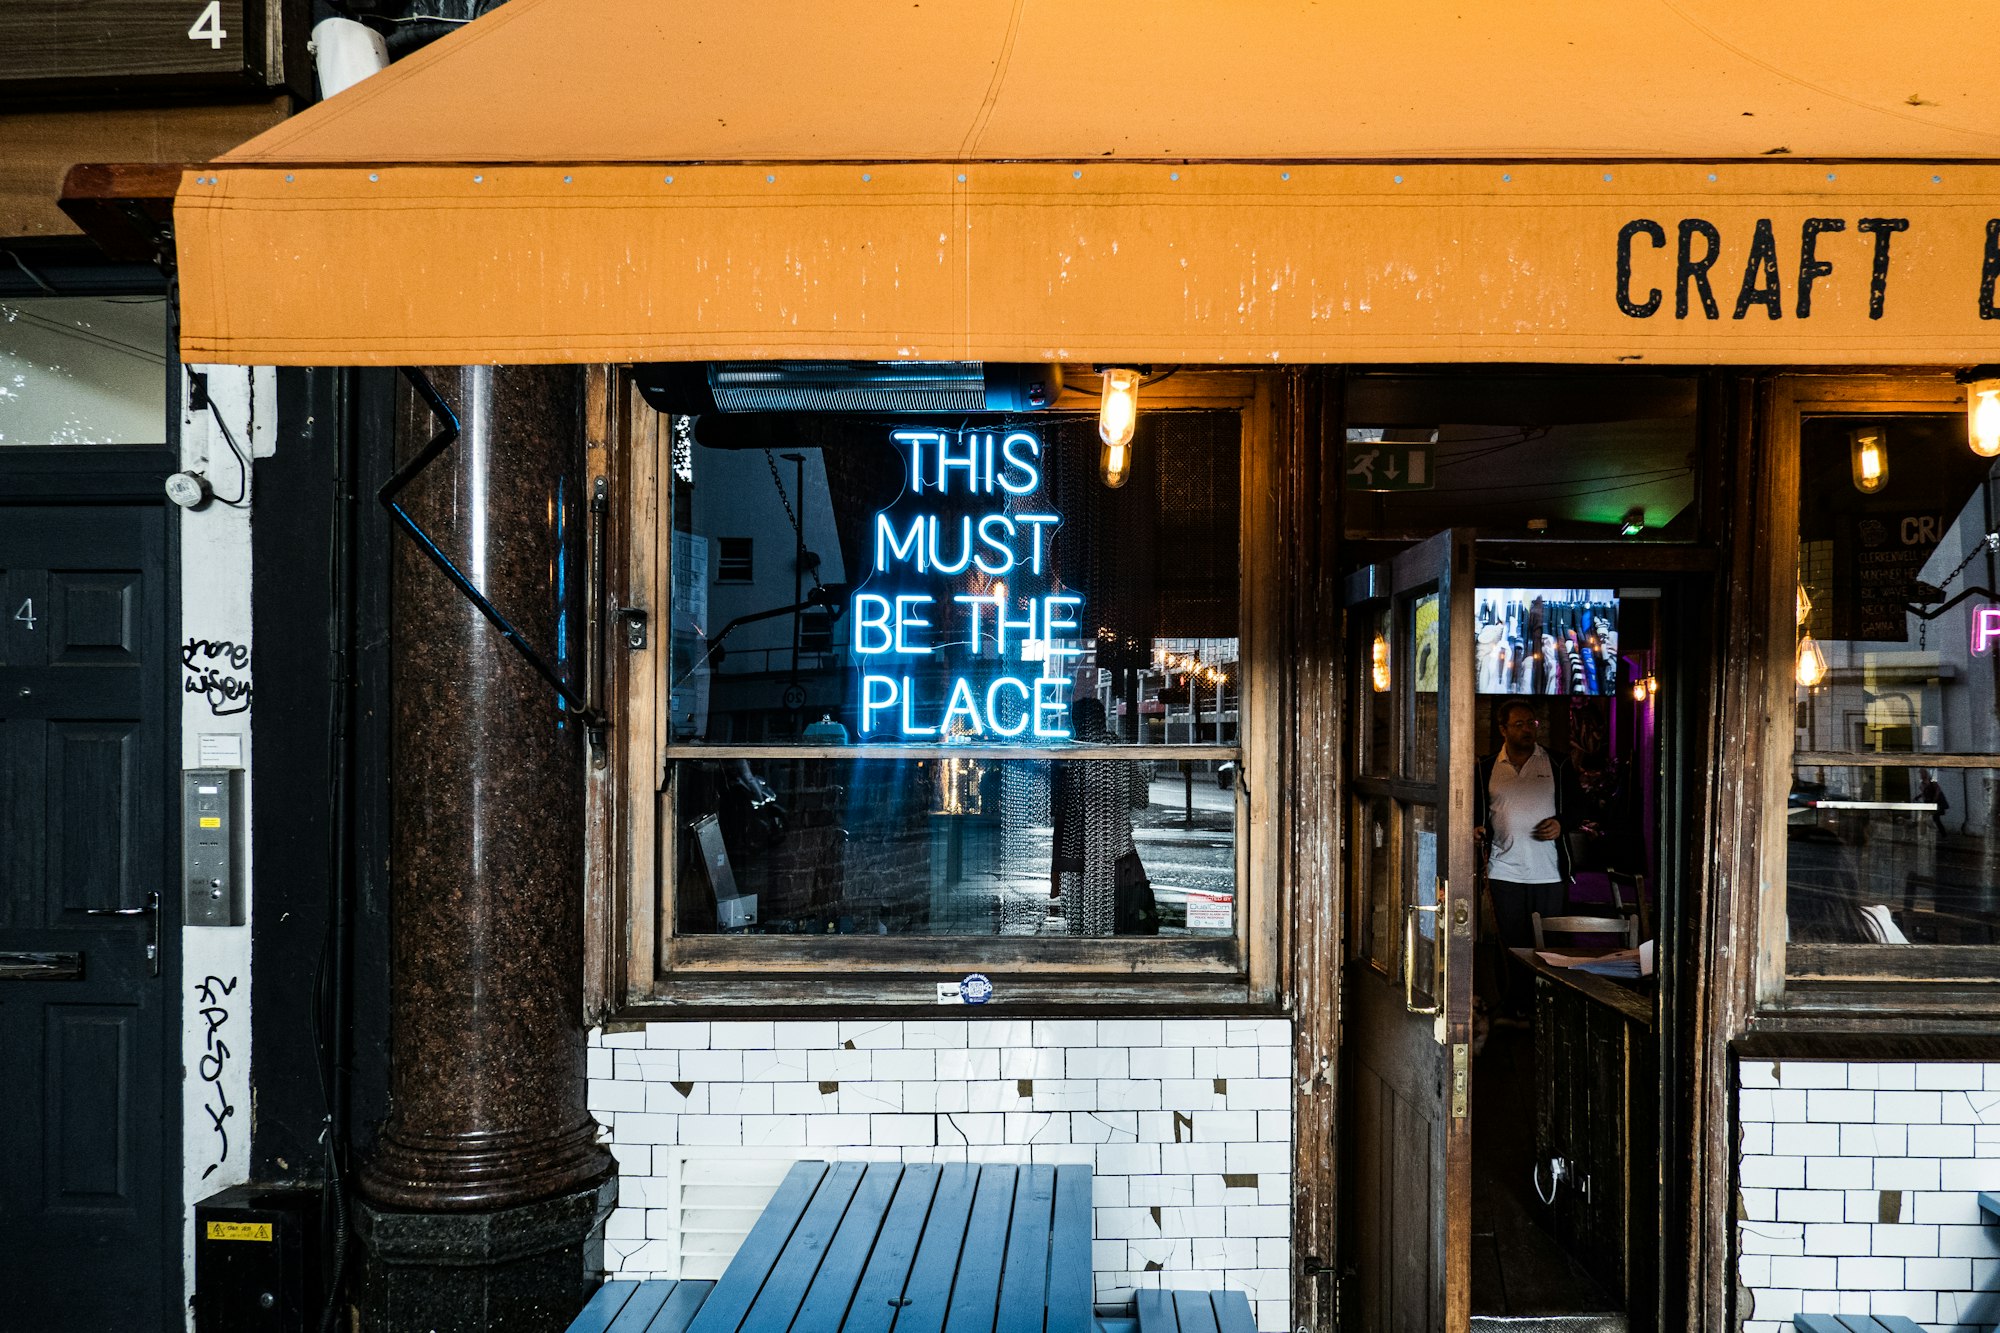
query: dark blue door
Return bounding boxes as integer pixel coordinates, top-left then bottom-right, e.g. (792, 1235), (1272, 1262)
(0, 501), (176, 1329)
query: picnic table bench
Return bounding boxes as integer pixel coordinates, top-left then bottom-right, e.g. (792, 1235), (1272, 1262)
(1795, 1315), (1925, 1333)
(1133, 1289), (1257, 1333)
(570, 1160), (1095, 1333)
(569, 1280), (715, 1333)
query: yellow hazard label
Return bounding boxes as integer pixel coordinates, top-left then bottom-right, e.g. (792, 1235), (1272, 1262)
(199, 817), (221, 828)
(205, 1221), (272, 1242)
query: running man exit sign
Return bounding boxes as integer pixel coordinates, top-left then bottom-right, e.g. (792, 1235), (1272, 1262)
(1345, 442), (1434, 491)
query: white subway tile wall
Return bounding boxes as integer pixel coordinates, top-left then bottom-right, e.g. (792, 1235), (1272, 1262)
(591, 1019), (1294, 1333)
(1737, 1060), (2000, 1333)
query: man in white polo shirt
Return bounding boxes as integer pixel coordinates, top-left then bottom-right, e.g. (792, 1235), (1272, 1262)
(1474, 700), (1586, 951)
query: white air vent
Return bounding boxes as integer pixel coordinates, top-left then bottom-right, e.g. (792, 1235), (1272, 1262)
(661, 1150), (799, 1280)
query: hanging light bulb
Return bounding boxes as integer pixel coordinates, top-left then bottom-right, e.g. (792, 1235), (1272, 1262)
(1631, 677), (1648, 703)
(1796, 632), (1828, 688)
(1849, 427), (1888, 494)
(1796, 583), (1813, 627)
(1371, 632), (1391, 693)
(1098, 367), (1141, 488)
(1964, 369), (2000, 458)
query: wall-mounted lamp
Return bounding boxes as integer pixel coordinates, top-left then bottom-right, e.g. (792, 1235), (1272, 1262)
(1849, 426), (1888, 494)
(1629, 674), (1659, 703)
(1371, 633), (1391, 693)
(1098, 367), (1141, 488)
(1961, 366), (2000, 458)
(1619, 507), (1646, 537)
(1796, 632), (1828, 688)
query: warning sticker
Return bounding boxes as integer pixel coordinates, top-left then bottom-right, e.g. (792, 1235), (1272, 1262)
(1185, 891), (1234, 930)
(205, 1221), (272, 1242)
(199, 817), (221, 828)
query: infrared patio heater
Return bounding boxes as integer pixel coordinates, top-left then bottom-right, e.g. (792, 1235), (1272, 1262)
(631, 359), (1065, 671)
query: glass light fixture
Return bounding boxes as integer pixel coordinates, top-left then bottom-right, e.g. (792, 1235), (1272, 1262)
(1967, 371), (2000, 458)
(1849, 427), (1888, 494)
(1371, 633), (1391, 693)
(1098, 368), (1140, 488)
(1796, 583), (1813, 627)
(1796, 632), (1828, 688)
(1631, 677), (1648, 702)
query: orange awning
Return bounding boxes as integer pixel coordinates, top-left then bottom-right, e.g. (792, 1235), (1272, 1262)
(172, 0), (2000, 366)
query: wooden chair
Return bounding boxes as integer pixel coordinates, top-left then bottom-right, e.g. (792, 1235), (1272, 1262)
(1531, 912), (1640, 949)
(1606, 869), (1651, 941)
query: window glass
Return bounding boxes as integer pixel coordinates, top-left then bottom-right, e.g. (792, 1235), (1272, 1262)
(673, 757), (1236, 938)
(665, 410), (1245, 942)
(1788, 765), (2000, 945)
(1406, 591), (1440, 782)
(669, 414), (1240, 746)
(0, 297), (166, 446)
(1356, 796), (1395, 970)
(1790, 413), (2000, 947)
(1360, 606), (1392, 774)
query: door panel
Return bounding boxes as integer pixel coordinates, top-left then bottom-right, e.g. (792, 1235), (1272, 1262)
(0, 503), (173, 1329)
(1342, 529), (1477, 1333)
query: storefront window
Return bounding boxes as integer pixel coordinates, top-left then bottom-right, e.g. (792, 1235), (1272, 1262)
(665, 412), (1242, 940)
(1789, 413), (2000, 950)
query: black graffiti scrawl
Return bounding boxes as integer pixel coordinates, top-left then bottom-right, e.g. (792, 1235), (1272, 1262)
(196, 974), (237, 1180)
(183, 638), (252, 715)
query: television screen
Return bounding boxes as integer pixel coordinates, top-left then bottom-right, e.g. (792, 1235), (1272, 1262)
(1475, 588), (1619, 696)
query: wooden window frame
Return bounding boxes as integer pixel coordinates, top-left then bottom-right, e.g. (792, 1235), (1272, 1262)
(594, 369), (1284, 1013)
(1753, 372), (2000, 1013)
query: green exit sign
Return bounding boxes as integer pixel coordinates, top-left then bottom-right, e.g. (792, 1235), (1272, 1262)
(1345, 442), (1433, 491)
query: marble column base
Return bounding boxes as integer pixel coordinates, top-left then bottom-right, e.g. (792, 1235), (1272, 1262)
(355, 1174), (616, 1333)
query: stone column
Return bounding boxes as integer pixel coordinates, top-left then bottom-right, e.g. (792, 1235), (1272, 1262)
(357, 365), (614, 1333)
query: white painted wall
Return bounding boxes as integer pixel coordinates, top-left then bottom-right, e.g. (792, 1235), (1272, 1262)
(1737, 1060), (2000, 1333)
(592, 1018), (1295, 1332)
(176, 363), (273, 1328)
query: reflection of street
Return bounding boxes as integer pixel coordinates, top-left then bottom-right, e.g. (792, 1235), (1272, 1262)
(1788, 817), (2000, 942)
(986, 775), (1236, 935)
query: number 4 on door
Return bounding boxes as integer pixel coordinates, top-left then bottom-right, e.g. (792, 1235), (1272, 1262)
(12, 599), (32, 631)
(188, 1), (227, 49)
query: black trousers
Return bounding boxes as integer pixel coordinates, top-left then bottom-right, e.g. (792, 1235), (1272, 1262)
(1488, 877), (1569, 950)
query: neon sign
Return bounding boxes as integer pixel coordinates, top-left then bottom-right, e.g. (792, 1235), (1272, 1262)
(1974, 606), (2000, 655)
(852, 428), (1079, 739)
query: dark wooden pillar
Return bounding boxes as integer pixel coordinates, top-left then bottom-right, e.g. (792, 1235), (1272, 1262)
(357, 365), (614, 1333)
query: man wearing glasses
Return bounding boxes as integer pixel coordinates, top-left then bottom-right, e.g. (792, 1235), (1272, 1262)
(1473, 700), (1586, 952)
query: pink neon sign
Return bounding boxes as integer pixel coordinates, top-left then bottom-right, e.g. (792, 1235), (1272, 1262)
(1974, 607), (2000, 654)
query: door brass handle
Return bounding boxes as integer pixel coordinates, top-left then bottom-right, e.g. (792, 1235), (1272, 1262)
(1404, 901), (1442, 1016)
(81, 890), (160, 978)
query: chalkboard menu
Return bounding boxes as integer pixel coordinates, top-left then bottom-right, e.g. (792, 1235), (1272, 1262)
(1838, 512), (1941, 643)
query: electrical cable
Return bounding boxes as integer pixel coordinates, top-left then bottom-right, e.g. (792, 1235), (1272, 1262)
(202, 399), (254, 508)
(312, 368), (360, 1331)
(0, 248), (58, 295)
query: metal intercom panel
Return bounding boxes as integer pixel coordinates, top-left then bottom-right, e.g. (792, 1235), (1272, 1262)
(184, 768), (243, 926)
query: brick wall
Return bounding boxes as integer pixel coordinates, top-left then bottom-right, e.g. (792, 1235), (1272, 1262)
(590, 1018), (1294, 1332)
(1736, 1060), (2000, 1333)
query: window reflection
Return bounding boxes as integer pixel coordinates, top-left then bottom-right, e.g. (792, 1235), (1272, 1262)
(0, 297), (166, 446)
(673, 756), (1237, 938)
(1790, 413), (2000, 947)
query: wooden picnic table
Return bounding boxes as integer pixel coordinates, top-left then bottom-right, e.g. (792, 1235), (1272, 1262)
(577, 1160), (1097, 1333)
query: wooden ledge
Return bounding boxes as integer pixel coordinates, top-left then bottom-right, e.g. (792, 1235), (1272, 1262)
(58, 163), (183, 262)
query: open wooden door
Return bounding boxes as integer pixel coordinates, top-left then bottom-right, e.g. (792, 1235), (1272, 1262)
(1340, 529), (1477, 1333)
